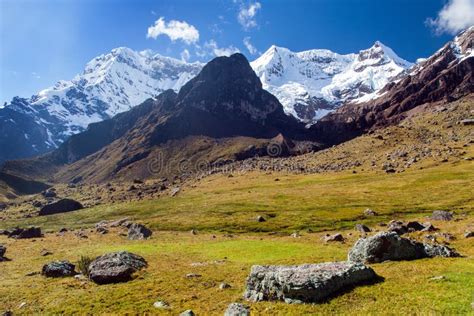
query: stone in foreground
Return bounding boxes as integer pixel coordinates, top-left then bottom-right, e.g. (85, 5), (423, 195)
(88, 251), (147, 284)
(224, 303), (250, 316)
(348, 232), (459, 263)
(39, 199), (83, 216)
(244, 261), (377, 303)
(127, 223), (152, 240)
(42, 261), (76, 277)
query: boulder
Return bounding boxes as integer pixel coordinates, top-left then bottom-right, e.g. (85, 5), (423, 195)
(406, 221), (425, 232)
(387, 220), (408, 235)
(42, 261), (76, 277)
(348, 232), (459, 263)
(324, 233), (344, 242)
(430, 210), (453, 221)
(224, 303), (250, 316)
(88, 251), (147, 284)
(42, 189), (57, 198)
(39, 199), (83, 216)
(180, 310), (195, 316)
(256, 215), (266, 222)
(244, 262), (377, 303)
(8, 227), (42, 239)
(127, 223), (152, 240)
(355, 224), (371, 233)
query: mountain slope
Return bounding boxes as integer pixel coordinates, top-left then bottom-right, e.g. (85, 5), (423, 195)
(0, 48), (203, 163)
(1, 54), (316, 183)
(312, 27), (474, 145)
(251, 42), (412, 122)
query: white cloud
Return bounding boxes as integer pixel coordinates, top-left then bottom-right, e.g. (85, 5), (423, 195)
(31, 72), (41, 79)
(147, 17), (199, 44)
(237, 1), (261, 30)
(181, 49), (191, 62)
(243, 37), (257, 55)
(427, 0), (474, 35)
(204, 40), (240, 57)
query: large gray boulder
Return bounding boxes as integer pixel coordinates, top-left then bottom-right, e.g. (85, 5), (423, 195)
(42, 261), (76, 277)
(39, 199), (83, 216)
(244, 261), (377, 303)
(127, 223), (152, 240)
(348, 232), (459, 263)
(88, 251), (147, 284)
(224, 303), (250, 316)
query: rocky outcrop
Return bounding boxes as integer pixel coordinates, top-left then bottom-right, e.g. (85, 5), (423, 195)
(8, 227), (42, 239)
(127, 223), (152, 240)
(39, 199), (83, 216)
(42, 261), (76, 277)
(348, 232), (460, 263)
(244, 261), (377, 303)
(88, 251), (147, 284)
(224, 303), (250, 316)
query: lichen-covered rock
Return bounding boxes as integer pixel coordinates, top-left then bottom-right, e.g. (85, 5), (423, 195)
(127, 223), (152, 240)
(243, 261), (377, 303)
(224, 303), (250, 316)
(348, 232), (459, 263)
(42, 261), (76, 277)
(88, 251), (147, 284)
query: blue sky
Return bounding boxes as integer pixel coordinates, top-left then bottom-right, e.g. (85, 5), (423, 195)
(1, 0), (472, 104)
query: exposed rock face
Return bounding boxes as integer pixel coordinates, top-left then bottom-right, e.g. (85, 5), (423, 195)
(8, 227), (42, 239)
(39, 199), (83, 216)
(348, 232), (460, 263)
(244, 262), (377, 303)
(88, 251), (147, 284)
(42, 261), (76, 277)
(224, 303), (250, 316)
(127, 223), (152, 240)
(430, 210), (454, 221)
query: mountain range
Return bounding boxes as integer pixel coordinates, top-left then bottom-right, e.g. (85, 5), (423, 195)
(0, 42), (412, 163)
(1, 27), (472, 187)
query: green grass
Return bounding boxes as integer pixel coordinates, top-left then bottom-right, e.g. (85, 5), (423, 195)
(1, 160), (473, 233)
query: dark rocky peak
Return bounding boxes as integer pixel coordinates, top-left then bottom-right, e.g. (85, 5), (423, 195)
(176, 53), (281, 122)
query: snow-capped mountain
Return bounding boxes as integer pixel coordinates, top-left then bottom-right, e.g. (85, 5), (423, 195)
(251, 42), (413, 122)
(0, 48), (203, 163)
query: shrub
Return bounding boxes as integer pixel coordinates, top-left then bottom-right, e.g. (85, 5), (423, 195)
(77, 255), (93, 277)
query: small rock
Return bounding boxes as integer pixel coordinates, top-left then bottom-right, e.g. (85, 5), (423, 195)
(18, 302), (26, 309)
(0, 245), (6, 258)
(153, 301), (170, 309)
(290, 232), (300, 238)
(363, 209), (378, 216)
(170, 187), (181, 197)
(109, 218), (130, 227)
(429, 275), (446, 281)
(406, 221), (425, 232)
(430, 210), (453, 221)
(42, 261), (76, 277)
(190, 229), (197, 235)
(180, 310), (195, 316)
(387, 220), (408, 235)
(325, 233), (344, 242)
(464, 231), (474, 238)
(42, 189), (57, 198)
(421, 222), (438, 232)
(355, 224), (371, 233)
(40, 249), (53, 256)
(186, 273), (202, 278)
(219, 282), (231, 289)
(127, 223), (152, 240)
(96, 226), (109, 235)
(224, 303), (250, 316)
(256, 215), (266, 222)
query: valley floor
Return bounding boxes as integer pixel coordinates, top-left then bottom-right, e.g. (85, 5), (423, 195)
(0, 158), (473, 314)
